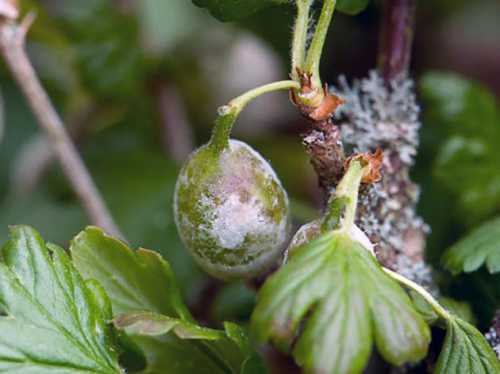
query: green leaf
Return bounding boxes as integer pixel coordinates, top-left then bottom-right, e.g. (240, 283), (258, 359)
(192, 0), (289, 21)
(0, 225), (122, 373)
(336, 0), (370, 15)
(87, 147), (206, 298)
(411, 292), (476, 326)
(420, 72), (499, 139)
(410, 290), (439, 325)
(113, 312), (264, 374)
(420, 72), (500, 224)
(71, 227), (264, 374)
(434, 136), (500, 224)
(440, 298), (476, 325)
(115, 313), (267, 374)
(71, 226), (192, 320)
(113, 312), (224, 340)
(442, 217), (500, 275)
(251, 232), (430, 373)
(61, 0), (145, 98)
(436, 317), (500, 374)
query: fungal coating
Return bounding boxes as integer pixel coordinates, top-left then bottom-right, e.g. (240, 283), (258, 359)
(174, 139), (290, 280)
(333, 71), (433, 290)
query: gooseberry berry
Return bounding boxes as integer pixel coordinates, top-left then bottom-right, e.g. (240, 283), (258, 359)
(174, 139), (290, 280)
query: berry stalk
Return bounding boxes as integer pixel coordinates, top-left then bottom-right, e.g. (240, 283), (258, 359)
(209, 80), (300, 154)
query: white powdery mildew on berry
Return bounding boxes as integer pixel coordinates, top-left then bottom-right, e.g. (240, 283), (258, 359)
(175, 139), (289, 279)
(332, 71), (434, 289)
(207, 193), (273, 251)
(230, 140), (282, 187)
(210, 140), (289, 256)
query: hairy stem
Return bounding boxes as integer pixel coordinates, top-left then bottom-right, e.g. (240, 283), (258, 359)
(304, 0), (337, 88)
(209, 80), (300, 153)
(377, 0), (416, 82)
(291, 0), (313, 80)
(0, 15), (124, 239)
(384, 267), (451, 320)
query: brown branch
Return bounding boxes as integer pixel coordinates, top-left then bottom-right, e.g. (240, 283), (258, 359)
(289, 69), (346, 198)
(375, 2), (434, 283)
(302, 118), (345, 196)
(0, 14), (124, 239)
(154, 82), (194, 164)
(10, 102), (98, 195)
(377, 0), (416, 83)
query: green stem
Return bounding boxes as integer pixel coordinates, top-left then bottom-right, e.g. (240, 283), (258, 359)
(291, 0), (313, 80)
(331, 160), (366, 232)
(226, 80), (300, 111)
(383, 268), (451, 321)
(209, 80), (300, 154)
(304, 0), (337, 88)
(322, 196), (349, 232)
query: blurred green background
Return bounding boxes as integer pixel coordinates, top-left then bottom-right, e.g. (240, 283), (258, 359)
(0, 0), (499, 326)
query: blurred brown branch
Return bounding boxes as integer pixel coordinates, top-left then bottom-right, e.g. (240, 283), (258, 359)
(378, 0), (416, 82)
(0, 12), (124, 239)
(155, 82), (194, 164)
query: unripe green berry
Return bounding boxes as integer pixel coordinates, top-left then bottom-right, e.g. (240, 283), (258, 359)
(174, 139), (290, 280)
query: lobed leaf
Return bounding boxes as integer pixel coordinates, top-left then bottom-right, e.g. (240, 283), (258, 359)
(442, 217), (500, 275)
(71, 226), (264, 374)
(435, 317), (500, 374)
(71, 226), (191, 320)
(251, 231), (430, 373)
(113, 312), (264, 374)
(0, 225), (122, 373)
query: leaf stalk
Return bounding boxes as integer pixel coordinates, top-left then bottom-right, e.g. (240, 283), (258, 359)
(304, 0), (337, 88)
(291, 0), (314, 80)
(324, 160), (366, 232)
(383, 267), (451, 321)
